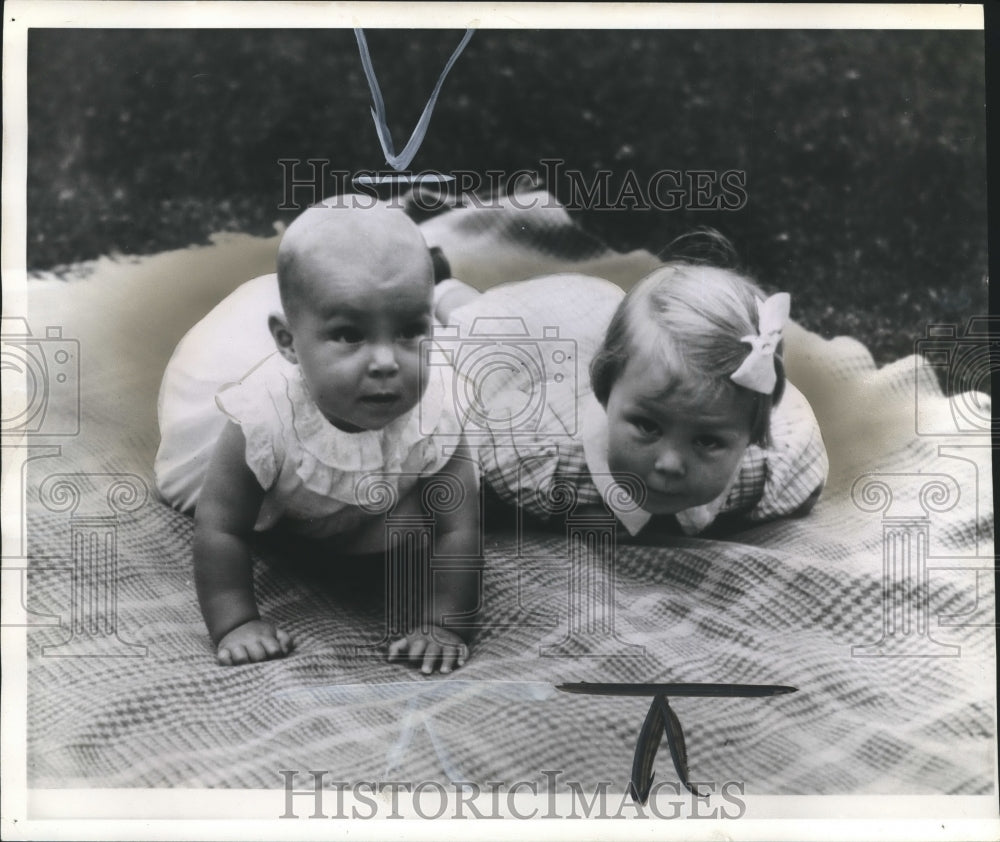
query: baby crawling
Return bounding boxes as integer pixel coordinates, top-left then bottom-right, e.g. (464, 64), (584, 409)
(155, 201), (481, 673)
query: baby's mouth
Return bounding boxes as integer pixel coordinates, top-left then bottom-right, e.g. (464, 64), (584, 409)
(644, 486), (687, 504)
(361, 393), (401, 405)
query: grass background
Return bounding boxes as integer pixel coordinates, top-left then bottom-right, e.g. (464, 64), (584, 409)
(26, 27), (988, 370)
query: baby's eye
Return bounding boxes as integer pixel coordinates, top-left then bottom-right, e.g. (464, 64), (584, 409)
(629, 416), (660, 437)
(693, 434), (725, 450)
(398, 320), (430, 341)
(330, 326), (364, 344)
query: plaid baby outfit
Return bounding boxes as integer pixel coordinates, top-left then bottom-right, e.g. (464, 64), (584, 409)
(442, 274), (829, 536)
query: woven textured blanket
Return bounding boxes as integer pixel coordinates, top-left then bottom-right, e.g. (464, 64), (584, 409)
(15, 195), (995, 795)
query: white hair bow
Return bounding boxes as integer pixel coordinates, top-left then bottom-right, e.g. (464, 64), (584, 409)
(730, 292), (790, 394)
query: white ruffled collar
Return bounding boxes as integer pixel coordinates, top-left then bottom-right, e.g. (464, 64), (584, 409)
(579, 394), (735, 536)
(277, 357), (450, 498)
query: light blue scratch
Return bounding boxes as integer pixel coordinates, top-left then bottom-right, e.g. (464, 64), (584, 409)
(354, 28), (475, 172)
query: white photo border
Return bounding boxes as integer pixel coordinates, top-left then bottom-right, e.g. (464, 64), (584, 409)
(2, 3), (995, 841)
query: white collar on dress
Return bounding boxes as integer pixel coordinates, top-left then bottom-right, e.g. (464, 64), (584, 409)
(579, 394), (737, 537)
(280, 354), (454, 474)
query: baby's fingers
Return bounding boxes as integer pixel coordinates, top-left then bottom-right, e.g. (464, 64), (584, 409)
(245, 640), (269, 662)
(407, 637), (428, 662)
(438, 643), (468, 674)
(276, 628), (295, 654)
(421, 643), (443, 675)
(387, 636), (428, 664)
(221, 644), (250, 666)
(260, 635), (285, 659)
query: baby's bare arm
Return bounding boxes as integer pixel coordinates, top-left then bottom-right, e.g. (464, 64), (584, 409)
(431, 448), (483, 626)
(194, 422), (294, 664)
(388, 445), (482, 674)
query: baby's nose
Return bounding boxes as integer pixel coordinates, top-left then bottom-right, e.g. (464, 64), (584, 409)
(368, 343), (399, 375)
(653, 444), (685, 476)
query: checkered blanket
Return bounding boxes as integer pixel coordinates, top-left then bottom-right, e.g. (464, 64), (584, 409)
(19, 196), (994, 794)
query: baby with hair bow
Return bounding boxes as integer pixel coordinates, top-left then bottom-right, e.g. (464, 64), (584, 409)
(434, 259), (828, 538)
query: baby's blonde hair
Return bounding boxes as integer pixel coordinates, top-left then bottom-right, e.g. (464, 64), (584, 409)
(590, 262), (786, 446)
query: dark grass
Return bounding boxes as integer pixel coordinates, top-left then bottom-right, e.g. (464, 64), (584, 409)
(27, 28), (987, 371)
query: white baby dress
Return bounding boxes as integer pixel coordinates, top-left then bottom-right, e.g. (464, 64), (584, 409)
(155, 274), (462, 538)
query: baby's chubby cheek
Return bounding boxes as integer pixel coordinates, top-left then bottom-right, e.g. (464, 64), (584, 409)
(605, 433), (644, 475)
(604, 444), (652, 495)
(403, 360), (428, 405)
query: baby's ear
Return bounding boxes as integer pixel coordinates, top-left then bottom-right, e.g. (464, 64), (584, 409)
(268, 313), (297, 364)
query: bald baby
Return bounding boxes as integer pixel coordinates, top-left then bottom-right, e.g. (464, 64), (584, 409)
(189, 197), (481, 674)
(267, 200), (437, 433)
(276, 200), (434, 322)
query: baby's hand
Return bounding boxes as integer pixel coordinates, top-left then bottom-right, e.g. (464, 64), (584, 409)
(388, 627), (468, 675)
(216, 619), (294, 666)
